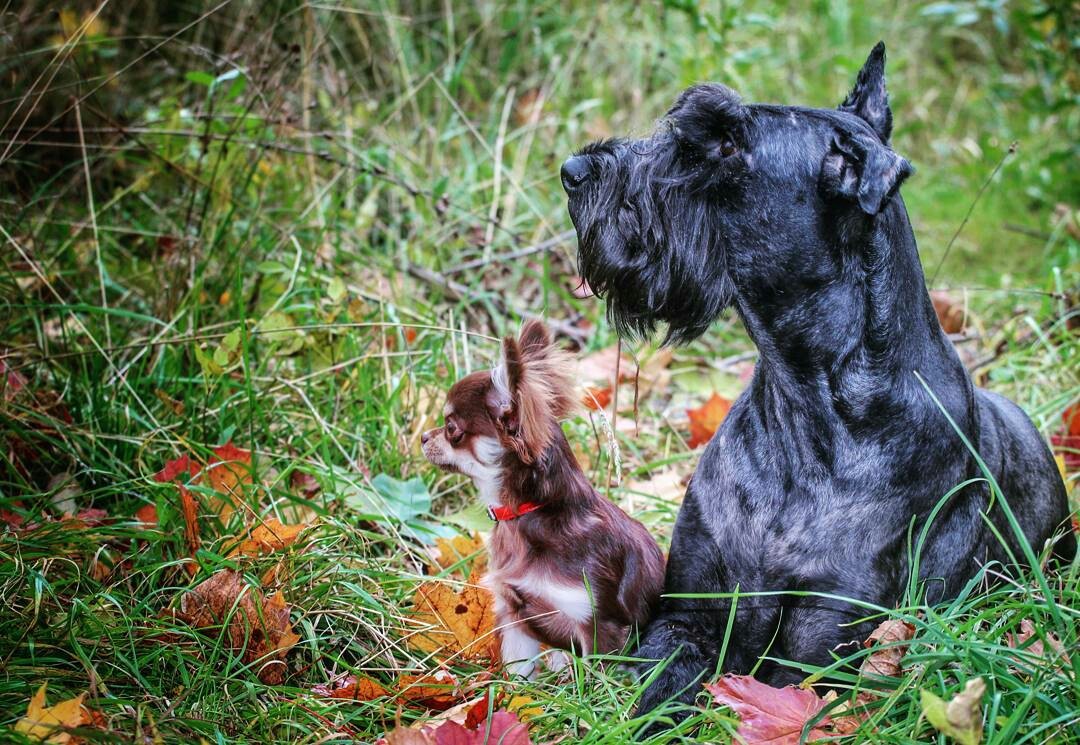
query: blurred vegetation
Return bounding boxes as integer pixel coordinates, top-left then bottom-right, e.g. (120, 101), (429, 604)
(0, 1), (1077, 742)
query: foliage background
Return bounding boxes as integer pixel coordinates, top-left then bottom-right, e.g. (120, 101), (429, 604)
(1, 1), (1077, 742)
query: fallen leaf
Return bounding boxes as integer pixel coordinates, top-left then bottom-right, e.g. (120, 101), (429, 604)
(202, 442), (253, 520)
(434, 710), (531, 745)
(429, 533), (487, 578)
(1050, 433), (1080, 474)
(706, 674), (832, 745)
(405, 575), (498, 662)
(1064, 403), (1080, 437)
(290, 470), (321, 498)
(229, 518), (307, 557)
(312, 675), (388, 701)
(154, 388), (185, 416)
(1, 358), (28, 401)
(1006, 618), (1071, 670)
(382, 726), (435, 745)
(135, 504), (157, 526)
(154, 455), (200, 574)
(622, 467), (689, 503)
(687, 393), (732, 448)
(15, 683), (99, 744)
(582, 386), (612, 411)
(397, 671), (462, 710)
(861, 619), (915, 678)
(931, 290), (968, 334)
(179, 569), (300, 684)
(921, 677), (985, 745)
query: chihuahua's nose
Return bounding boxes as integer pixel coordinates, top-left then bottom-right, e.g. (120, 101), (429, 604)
(421, 428), (434, 445)
(560, 155), (591, 193)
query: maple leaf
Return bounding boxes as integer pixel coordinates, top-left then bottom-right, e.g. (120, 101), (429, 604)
(921, 677), (985, 745)
(202, 442), (253, 520)
(429, 533), (487, 578)
(229, 517), (307, 557)
(154, 455), (201, 574)
(312, 675), (388, 701)
(15, 683), (99, 744)
(405, 574), (498, 662)
(861, 619), (915, 678)
(706, 674), (832, 745)
(687, 393), (732, 448)
(178, 569), (300, 684)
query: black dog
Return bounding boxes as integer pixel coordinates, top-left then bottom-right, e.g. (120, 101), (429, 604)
(561, 43), (1075, 718)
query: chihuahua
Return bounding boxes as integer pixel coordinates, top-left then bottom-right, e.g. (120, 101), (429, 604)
(421, 320), (665, 676)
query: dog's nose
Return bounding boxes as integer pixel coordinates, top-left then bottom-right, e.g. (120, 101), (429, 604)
(560, 155), (591, 193)
(421, 429), (434, 445)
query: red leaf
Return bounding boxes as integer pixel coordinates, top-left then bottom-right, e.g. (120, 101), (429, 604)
(135, 504), (158, 525)
(154, 454), (199, 483)
(463, 694), (490, 730)
(211, 442), (251, 465)
(706, 675), (832, 745)
(1063, 403), (1080, 438)
(434, 711), (531, 745)
(1050, 433), (1080, 473)
(582, 386), (612, 411)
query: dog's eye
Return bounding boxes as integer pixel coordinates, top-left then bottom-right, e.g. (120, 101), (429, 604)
(445, 421), (465, 445)
(719, 138), (738, 158)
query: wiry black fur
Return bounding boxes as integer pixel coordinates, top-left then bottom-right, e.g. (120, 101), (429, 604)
(561, 42), (1076, 727)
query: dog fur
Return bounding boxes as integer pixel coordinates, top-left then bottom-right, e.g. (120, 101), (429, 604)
(560, 43), (1075, 718)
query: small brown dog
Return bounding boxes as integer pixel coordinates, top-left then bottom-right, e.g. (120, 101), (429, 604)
(422, 320), (665, 676)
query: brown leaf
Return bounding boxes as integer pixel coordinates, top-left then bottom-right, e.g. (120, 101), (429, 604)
(1006, 618), (1071, 669)
(861, 619), (915, 678)
(154, 388), (185, 416)
(179, 569), (300, 684)
(687, 393), (732, 448)
(405, 576), (498, 662)
(931, 290), (968, 334)
(312, 675), (388, 701)
(382, 727), (435, 745)
(705, 675), (832, 745)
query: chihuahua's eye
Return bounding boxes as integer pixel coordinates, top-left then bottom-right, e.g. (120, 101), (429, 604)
(445, 421), (464, 445)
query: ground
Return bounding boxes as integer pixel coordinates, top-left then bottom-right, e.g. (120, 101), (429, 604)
(0, 2), (1077, 743)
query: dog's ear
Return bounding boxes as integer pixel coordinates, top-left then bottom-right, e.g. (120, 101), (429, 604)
(491, 320), (578, 463)
(820, 130), (913, 215)
(838, 41), (893, 143)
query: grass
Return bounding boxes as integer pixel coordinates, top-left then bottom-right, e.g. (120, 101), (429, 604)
(1, 0), (1077, 742)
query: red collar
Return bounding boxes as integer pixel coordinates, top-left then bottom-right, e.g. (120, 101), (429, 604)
(487, 502), (543, 522)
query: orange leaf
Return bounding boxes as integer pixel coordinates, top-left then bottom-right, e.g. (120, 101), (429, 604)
(179, 569), (299, 684)
(687, 393), (732, 448)
(429, 533), (487, 578)
(582, 386), (612, 411)
(404, 577), (498, 662)
(312, 675), (388, 701)
(1064, 403), (1080, 438)
(203, 442), (253, 520)
(15, 682), (101, 744)
(706, 675), (832, 745)
(135, 504), (158, 526)
(396, 671), (461, 710)
(230, 518), (307, 557)
(930, 290), (967, 334)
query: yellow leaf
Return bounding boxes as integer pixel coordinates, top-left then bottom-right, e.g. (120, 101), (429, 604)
(15, 683), (86, 743)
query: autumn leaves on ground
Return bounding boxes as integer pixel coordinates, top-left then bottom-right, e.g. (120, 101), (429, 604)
(2, 2), (1078, 744)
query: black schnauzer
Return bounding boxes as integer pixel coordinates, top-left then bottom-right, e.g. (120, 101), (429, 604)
(561, 43), (1075, 719)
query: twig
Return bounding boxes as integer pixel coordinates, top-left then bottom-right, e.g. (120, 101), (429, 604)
(405, 262), (588, 344)
(444, 229), (575, 274)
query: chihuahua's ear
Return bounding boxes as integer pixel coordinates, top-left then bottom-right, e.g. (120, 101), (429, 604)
(492, 319), (578, 464)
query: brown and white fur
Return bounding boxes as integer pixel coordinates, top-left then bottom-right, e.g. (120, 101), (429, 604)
(421, 320), (665, 677)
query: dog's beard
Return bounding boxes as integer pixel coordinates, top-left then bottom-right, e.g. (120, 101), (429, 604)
(571, 167), (735, 345)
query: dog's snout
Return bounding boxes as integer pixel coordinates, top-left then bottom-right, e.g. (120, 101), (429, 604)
(421, 428), (435, 445)
(560, 155), (591, 193)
